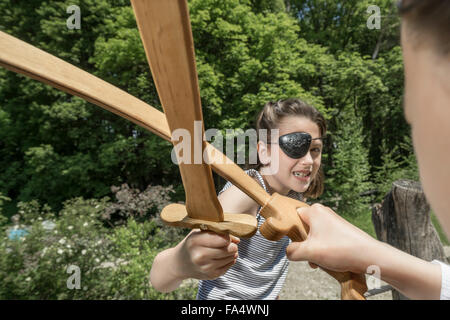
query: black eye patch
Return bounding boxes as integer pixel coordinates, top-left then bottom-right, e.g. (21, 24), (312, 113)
(278, 132), (312, 159)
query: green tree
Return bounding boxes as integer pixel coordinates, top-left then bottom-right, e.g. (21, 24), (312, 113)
(285, 0), (400, 56)
(373, 136), (419, 201)
(325, 106), (373, 217)
(0, 1), (176, 214)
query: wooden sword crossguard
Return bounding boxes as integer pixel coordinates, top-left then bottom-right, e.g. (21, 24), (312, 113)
(0, 0), (368, 300)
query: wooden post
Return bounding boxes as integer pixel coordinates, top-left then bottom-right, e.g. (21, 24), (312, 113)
(372, 179), (448, 300)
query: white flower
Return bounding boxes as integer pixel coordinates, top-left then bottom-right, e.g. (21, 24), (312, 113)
(54, 230), (58, 234)
(81, 249), (87, 255)
(42, 220), (56, 231)
(25, 277), (31, 282)
(57, 249), (63, 254)
(68, 226), (73, 230)
(95, 258), (100, 263)
(40, 247), (48, 257)
(59, 238), (66, 245)
(83, 222), (88, 227)
(66, 244), (71, 249)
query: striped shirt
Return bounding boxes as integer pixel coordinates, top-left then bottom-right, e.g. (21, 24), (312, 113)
(196, 169), (303, 300)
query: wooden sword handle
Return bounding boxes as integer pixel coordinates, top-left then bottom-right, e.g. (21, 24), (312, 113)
(259, 193), (368, 300)
(160, 203), (257, 238)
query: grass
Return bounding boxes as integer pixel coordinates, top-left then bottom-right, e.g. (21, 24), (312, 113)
(342, 209), (377, 238)
(431, 211), (450, 246)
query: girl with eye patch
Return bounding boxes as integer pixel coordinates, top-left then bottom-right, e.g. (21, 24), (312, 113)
(150, 98), (327, 299)
(255, 99), (325, 199)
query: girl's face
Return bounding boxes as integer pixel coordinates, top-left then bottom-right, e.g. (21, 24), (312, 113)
(259, 116), (323, 195)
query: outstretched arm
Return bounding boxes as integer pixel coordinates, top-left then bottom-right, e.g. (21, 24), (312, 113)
(150, 230), (240, 293)
(286, 204), (443, 300)
(150, 184), (258, 293)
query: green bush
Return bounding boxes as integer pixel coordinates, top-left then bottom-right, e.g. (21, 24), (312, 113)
(0, 192), (11, 228)
(324, 107), (373, 218)
(0, 196), (196, 299)
(373, 136), (419, 202)
(103, 183), (175, 226)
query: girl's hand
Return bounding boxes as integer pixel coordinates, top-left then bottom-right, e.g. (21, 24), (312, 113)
(286, 204), (380, 274)
(174, 230), (240, 280)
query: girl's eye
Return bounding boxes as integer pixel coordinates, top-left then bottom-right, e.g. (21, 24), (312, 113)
(311, 147), (321, 153)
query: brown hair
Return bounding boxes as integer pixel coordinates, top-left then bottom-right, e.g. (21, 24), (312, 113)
(254, 98), (327, 199)
(398, 0), (450, 55)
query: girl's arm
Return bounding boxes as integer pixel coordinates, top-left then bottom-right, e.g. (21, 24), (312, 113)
(149, 238), (187, 293)
(149, 184), (259, 293)
(150, 230), (240, 292)
(286, 204), (442, 299)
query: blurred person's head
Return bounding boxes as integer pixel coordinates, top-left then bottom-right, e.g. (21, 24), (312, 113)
(399, 0), (450, 235)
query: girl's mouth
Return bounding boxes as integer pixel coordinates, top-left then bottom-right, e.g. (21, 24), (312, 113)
(293, 171), (311, 182)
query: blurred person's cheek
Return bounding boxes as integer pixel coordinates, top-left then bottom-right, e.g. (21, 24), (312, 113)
(401, 24), (450, 237)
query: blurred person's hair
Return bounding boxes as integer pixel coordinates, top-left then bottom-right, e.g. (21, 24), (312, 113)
(398, 0), (450, 55)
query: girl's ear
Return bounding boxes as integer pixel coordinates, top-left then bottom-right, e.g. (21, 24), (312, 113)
(257, 141), (271, 166)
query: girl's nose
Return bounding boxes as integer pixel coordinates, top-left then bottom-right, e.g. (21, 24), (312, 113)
(299, 150), (314, 165)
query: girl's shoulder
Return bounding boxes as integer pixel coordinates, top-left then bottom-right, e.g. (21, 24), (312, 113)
(219, 169), (265, 194)
(217, 169), (263, 217)
(217, 169), (304, 215)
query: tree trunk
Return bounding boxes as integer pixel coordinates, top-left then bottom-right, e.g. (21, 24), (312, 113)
(372, 179), (448, 300)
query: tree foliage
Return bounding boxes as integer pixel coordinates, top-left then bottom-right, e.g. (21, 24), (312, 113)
(0, 0), (417, 218)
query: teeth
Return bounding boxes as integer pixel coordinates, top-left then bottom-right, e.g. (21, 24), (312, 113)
(294, 172), (309, 177)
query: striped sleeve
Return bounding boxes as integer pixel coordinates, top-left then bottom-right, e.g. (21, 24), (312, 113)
(218, 169), (266, 195)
